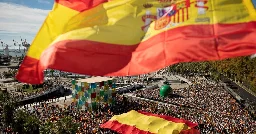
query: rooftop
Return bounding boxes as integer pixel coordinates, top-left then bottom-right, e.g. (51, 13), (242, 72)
(76, 76), (113, 83)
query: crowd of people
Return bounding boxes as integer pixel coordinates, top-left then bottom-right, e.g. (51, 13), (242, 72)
(0, 69), (17, 79)
(17, 78), (256, 134)
(6, 75), (254, 133)
(1, 69), (255, 133)
(13, 94), (198, 133)
(135, 76), (255, 133)
(20, 101), (117, 133)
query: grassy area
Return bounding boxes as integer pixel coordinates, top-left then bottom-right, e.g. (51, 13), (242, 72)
(23, 88), (42, 93)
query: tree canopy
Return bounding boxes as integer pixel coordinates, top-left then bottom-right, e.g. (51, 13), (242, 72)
(169, 56), (256, 93)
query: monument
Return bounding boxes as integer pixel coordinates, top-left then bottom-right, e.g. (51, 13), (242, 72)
(71, 77), (116, 110)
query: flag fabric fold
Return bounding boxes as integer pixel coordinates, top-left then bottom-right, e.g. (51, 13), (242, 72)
(17, 0), (256, 84)
(100, 110), (199, 134)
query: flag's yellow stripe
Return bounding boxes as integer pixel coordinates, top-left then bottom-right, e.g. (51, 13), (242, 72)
(175, 10), (179, 23)
(51, 2), (144, 45)
(110, 110), (189, 133)
(49, 0), (256, 46)
(27, 0), (256, 60)
(184, 8), (188, 21)
(244, 0), (256, 18)
(27, 3), (79, 59)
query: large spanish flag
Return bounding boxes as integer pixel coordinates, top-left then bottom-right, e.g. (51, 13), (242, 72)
(100, 110), (199, 134)
(17, 0), (256, 84)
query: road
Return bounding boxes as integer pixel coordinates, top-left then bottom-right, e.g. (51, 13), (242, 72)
(221, 76), (256, 106)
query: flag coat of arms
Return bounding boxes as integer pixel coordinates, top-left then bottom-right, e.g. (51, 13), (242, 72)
(16, 0), (256, 84)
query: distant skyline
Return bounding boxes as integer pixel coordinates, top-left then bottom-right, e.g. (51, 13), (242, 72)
(0, 0), (53, 49)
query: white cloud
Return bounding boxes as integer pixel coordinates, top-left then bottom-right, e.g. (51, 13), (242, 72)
(0, 2), (50, 34)
(38, 0), (50, 4)
(0, 2), (50, 47)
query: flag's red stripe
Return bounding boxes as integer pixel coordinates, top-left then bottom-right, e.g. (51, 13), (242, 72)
(55, 0), (108, 12)
(137, 111), (198, 128)
(100, 120), (153, 134)
(180, 128), (200, 134)
(100, 119), (199, 134)
(16, 21), (256, 84)
(16, 56), (44, 84)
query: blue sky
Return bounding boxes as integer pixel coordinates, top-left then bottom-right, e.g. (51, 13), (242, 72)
(0, 0), (53, 9)
(0, 0), (53, 49)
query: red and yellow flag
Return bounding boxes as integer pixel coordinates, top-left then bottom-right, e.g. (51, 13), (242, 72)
(17, 0), (256, 84)
(100, 110), (199, 134)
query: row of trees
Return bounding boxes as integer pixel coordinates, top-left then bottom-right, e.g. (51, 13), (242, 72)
(169, 56), (256, 93)
(0, 91), (80, 133)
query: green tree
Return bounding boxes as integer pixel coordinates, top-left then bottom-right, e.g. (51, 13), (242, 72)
(12, 110), (40, 134)
(56, 116), (80, 134)
(50, 69), (54, 77)
(40, 121), (55, 134)
(169, 57), (254, 92)
(40, 116), (80, 134)
(1, 90), (15, 128)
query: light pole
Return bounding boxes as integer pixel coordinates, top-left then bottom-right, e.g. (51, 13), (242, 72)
(187, 86), (190, 98)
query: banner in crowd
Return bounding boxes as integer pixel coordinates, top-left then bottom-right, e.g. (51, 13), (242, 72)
(101, 110), (199, 134)
(16, 0), (256, 84)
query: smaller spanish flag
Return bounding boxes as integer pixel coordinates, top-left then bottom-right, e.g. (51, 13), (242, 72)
(100, 110), (199, 134)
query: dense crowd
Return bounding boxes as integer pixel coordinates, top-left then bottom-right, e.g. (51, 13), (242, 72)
(135, 76), (255, 133)
(1, 70), (255, 134)
(15, 94), (199, 134)
(22, 102), (118, 133)
(0, 70), (17, 79)
(11, 75), (255, 133)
